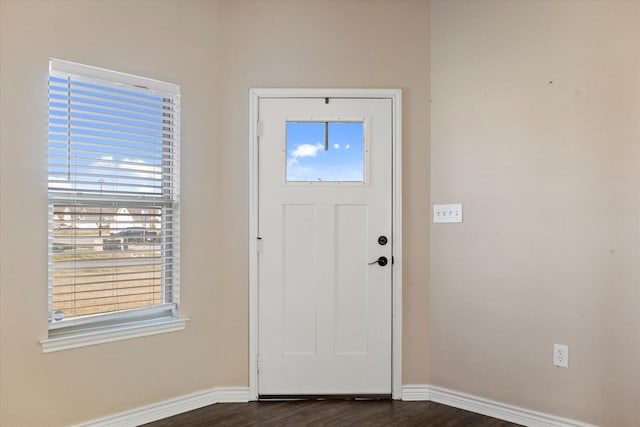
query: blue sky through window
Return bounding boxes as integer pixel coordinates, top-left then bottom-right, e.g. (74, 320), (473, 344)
(286, 121), (364, 182)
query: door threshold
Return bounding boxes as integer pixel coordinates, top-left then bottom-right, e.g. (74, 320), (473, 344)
(259, 394), (392, 401)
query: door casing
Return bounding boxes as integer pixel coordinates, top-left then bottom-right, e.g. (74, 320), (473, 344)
(248, 88), (402, 400)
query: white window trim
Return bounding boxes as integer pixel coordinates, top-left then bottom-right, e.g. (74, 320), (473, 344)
(43, 59), (184, 352)
(41, 317), (188, 353)
(50, 58), (179, 94)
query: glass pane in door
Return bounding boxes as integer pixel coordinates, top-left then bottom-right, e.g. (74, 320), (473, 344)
(286, 121), (364, 182)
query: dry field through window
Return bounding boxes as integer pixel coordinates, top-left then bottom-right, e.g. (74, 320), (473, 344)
(52, 237), (164, 318)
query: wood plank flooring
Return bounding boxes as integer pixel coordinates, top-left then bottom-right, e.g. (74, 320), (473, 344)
(144, 399), (522, 426)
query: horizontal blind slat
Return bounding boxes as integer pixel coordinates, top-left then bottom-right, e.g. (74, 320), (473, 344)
(48, 147), (176, 165)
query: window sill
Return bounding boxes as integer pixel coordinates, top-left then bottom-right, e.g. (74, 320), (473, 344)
(40, 317), (189, 353)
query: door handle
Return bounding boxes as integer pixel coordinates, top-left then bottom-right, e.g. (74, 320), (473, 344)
(368, 256), (388, 266)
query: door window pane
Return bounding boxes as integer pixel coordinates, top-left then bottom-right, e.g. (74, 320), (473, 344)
(286, 121), (364, 182)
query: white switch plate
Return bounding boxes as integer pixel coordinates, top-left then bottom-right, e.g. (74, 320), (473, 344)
(433, 204), (463, 223)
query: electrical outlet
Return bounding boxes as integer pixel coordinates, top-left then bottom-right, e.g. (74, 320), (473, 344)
(553, 344), (569, 368)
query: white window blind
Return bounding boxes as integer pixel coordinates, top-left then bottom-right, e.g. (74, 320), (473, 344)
(47, 59), (180, 334)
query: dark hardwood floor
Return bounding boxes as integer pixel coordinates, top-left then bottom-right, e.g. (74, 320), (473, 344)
(144, 399), (522, 426)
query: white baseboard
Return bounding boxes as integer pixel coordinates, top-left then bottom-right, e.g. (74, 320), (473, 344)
(77, 384), (593, 427)
(402, 385), (595, 427)
(76, 387), (250, 427)
(401, 384), (431, 401)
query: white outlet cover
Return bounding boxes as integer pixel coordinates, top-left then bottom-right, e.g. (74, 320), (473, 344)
(553, 343), (569, 368)
(433, 204), (463, 223)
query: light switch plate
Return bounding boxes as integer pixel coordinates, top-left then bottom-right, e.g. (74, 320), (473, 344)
(433, 204), (463, 223)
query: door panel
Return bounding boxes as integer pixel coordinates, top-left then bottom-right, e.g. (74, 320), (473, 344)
(258, 97), (392, 395)
(282, 204), (318, 355)
(333, 204), (368, 356)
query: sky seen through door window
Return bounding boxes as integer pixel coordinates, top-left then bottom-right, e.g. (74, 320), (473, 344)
(286, 121), (364, 182)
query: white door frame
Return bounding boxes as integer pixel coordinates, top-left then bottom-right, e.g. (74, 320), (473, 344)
(248, 88), (402, 400)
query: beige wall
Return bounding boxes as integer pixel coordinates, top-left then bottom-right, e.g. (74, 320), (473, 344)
(430, 1), (640, 426)
(5, 0), (637, 426)
(0, 1), (430, 425)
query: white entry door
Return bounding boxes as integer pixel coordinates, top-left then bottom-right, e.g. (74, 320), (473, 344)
(258, 97), (393, 395)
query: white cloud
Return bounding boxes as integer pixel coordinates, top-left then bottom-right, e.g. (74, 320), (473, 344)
(334, 143), (340, 149)
(92, 155), (114, 169)
(48, 176), (73, 189)
(87, 156), (162, 193)
(121, 158), (162, 180)
(345, 144), (350, 150)
(292, 143), (323, 159)
(49, 156), (167, 195)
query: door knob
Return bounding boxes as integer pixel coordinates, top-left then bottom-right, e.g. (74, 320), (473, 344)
(368, 256), (388, 266)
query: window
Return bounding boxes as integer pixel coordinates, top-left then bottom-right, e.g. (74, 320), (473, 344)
(286, 121), (365, 182)
(44, 59), (183, 350)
